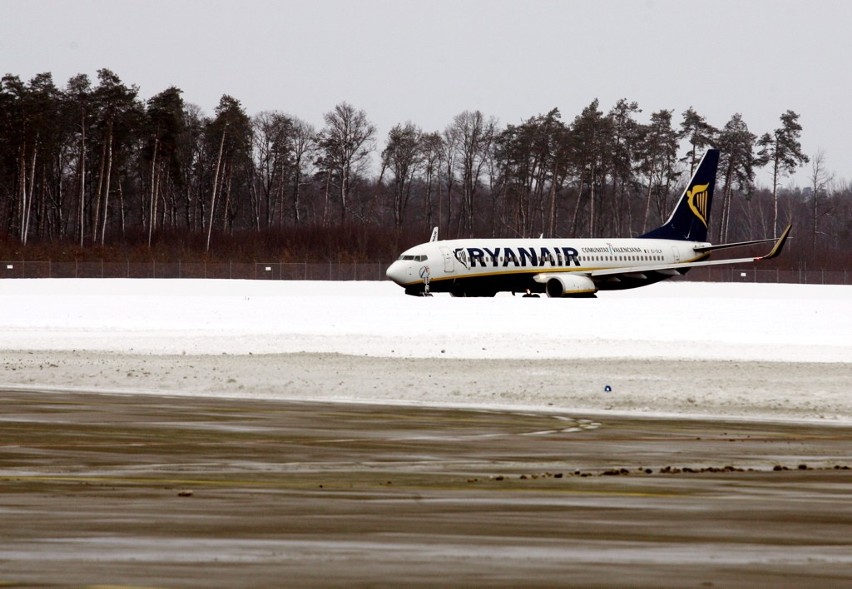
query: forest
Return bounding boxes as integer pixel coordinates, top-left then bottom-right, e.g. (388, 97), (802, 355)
(0, 69), (849, 269)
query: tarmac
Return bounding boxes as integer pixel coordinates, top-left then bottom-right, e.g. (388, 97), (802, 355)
(2, 388), (851, 588)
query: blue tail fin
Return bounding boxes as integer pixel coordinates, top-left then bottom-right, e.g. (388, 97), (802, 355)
(639, 149), (719, 242)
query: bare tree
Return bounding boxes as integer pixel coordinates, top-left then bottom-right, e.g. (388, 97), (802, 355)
(289, 118), (316, 224)
(249, 113), (316, 228)
(419, 132), (443, 231)
(318, 102), (376, 224)
(439, 125), (459, 235)
(808, 149), (833, 252)
(380, 122), (422, 227)
(252, 110), (292, 228)
(448, 110), (496, 235)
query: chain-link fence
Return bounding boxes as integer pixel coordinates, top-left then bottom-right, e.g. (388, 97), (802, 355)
(673, 266), (850, 285)
(0, 260), (849, 284)
(0, 261), (390, 281)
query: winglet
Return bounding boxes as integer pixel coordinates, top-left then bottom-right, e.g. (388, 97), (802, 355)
(429, 227), (439, 242)
(757, 223), (792, 261)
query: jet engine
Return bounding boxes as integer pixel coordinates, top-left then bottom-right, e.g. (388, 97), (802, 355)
(544, 274), (597, 298)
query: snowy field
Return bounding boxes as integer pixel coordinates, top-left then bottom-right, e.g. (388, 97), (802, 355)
(1, 278), (851, 421)
(1, 278), (849, 361)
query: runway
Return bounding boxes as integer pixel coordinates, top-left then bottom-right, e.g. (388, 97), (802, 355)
(2, 389), (851, 588)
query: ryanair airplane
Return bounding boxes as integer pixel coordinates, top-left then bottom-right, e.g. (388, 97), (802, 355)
(386, 149), (791, 297)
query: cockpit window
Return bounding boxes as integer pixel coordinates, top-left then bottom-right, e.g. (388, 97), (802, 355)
(398, 254), (428, 262)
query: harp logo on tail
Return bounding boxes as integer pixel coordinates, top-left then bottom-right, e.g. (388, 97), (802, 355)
(687, 183), (709, 228)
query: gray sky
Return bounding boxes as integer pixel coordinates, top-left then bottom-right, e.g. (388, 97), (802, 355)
(2, 0), (849, 185)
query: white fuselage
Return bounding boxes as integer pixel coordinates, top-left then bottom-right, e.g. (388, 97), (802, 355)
(386, 237), (709, 296)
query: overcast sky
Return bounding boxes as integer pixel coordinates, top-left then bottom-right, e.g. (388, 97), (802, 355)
(2, 0), (849, 185)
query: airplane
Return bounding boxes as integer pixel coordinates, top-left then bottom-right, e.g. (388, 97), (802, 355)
(385, 149), (791, 297)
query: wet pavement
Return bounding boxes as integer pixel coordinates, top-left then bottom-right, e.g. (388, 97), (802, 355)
(1, 389), (851, 588)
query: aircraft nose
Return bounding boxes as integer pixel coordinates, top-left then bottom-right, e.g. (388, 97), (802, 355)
(386, 261), (407, 285)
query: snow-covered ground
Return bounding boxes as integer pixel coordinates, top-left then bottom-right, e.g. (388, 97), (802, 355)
(1, 279), (850, 422)
(0, 278), (849, 362)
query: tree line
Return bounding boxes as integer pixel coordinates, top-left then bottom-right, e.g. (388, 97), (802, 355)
(1, 69), (849, 267)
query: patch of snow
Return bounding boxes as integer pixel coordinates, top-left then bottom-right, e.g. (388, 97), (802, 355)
(1, 279), (849, 362)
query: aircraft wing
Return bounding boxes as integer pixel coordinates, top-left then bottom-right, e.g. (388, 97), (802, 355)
(585, 223), (792, 279)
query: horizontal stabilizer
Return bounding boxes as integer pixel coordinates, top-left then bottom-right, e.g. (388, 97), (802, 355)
(694, 234), (788, 254)
(588, 223), (793, 279)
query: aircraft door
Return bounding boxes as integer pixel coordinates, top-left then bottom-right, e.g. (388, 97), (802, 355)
(671, 246), (681, 263)
(440, 247), (454, 273)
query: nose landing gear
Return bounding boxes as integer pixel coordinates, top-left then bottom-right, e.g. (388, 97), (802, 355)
(420, 266), (433, 297)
